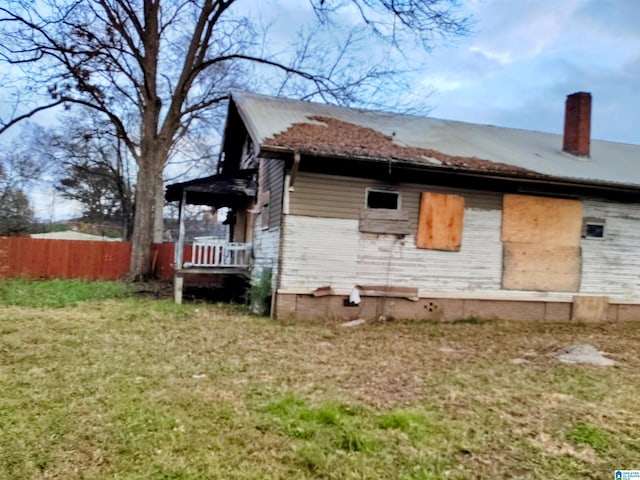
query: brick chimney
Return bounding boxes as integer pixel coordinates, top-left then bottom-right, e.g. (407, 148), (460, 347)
(563, 92), (591, 156)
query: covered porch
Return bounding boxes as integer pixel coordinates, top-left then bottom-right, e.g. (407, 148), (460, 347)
(165, 171), (257, 303)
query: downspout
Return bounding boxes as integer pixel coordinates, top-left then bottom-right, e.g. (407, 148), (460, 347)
(289, 151), (301, 190)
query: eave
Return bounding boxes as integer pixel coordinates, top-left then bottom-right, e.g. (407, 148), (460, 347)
(258, 145), (640, 202)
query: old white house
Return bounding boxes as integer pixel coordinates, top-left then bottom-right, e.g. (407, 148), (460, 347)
(168, 91), (640, 322)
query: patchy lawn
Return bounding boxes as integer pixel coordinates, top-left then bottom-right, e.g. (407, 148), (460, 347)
(1, 286), (639, 478)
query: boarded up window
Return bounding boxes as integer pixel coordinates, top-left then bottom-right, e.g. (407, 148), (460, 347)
(501, 194), (582, 292)
(416, 192), (464, 251)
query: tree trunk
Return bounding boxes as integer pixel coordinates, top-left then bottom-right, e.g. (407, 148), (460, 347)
(153, 168), (164, 243)
(129, 160), (159, 280)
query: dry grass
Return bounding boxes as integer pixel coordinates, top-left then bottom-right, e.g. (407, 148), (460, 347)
(1, 293), (640, 479)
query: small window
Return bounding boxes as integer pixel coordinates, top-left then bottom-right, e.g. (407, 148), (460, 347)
(366, 189), (400, 209)
(582, 217), (605, 239)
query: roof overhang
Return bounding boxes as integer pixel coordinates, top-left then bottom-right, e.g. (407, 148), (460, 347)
(227, 90), (640, 199)
(165, 172), (256, 207)
(259, 146), (640, 202)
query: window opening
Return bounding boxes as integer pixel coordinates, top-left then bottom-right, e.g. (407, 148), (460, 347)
(582, 218), (605, 239)
(366, 189), (400, 209)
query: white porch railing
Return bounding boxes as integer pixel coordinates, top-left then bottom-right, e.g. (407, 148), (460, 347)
(184, 237), (251, 268)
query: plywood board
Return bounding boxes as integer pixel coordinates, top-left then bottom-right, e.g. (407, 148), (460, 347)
(416, 192), (464, 251)
(502, 242), (581, 292)
(501, 194), (583, 246)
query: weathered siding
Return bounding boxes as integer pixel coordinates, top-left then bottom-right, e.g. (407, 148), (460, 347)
(251, 158), (285, 284)
(290, 172), (500, 228)
(281, 171), (640, 302)
(281, 171), (503, 294)
(280, 211), (502, 294)
(262, 158), (285, 230)
(580, 198), (640, 298)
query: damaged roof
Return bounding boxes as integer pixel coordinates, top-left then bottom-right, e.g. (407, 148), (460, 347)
(230, 90), (640, 189)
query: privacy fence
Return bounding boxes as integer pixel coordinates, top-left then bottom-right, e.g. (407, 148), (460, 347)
(0, 237), (189, 281)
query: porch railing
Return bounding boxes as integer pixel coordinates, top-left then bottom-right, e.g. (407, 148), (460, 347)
(184, 237), (251, 268)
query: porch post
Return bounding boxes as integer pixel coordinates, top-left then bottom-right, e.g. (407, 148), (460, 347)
(175, 189), (187, 268)
(174, 189), (187, 304)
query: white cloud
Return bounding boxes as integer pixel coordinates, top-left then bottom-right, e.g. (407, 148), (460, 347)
(420, 0), (640, 145)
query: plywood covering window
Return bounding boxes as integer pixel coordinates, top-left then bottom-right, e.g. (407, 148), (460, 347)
(501, 194), (583, 292)
(416, 192), (464, 251)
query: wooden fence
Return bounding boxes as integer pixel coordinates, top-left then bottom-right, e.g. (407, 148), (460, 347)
(0, 237), (187, 281)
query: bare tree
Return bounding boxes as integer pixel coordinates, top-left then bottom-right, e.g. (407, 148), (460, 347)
(0, 0), (470, 279)
(0, 143), (44, 235)
(28, 113), (136, 238)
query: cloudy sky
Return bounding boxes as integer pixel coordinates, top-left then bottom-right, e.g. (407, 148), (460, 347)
(421, 0), (640, 145)
(4, 0), (640, 221)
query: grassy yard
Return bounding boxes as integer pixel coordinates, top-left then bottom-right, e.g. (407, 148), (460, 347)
(1, 280), (639, 479)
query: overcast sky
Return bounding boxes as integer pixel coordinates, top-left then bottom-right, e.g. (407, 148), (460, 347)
(421, 0), (640, 145)
(5, 0), (640, 221)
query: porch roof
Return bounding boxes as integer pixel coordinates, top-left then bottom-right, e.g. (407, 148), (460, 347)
(165, 173), (256, 207)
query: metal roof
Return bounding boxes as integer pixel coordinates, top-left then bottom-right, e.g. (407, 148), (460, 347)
(231, 90), (640, 189)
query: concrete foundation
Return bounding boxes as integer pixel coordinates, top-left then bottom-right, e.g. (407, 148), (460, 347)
(274, 292), (640, 323)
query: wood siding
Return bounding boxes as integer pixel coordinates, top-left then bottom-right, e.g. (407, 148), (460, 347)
(260, 158), (285, 230)
(251, 157), (286, 286)
(580, 198), (640, 297)
(279, 211), (503, 294)
(281, 172), (640, 301)
(289, 172), (502, 226)
(282, 172), (502, 294)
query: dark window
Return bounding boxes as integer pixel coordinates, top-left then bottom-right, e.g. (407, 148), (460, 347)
(585, 223), (604, 238)
(582, 217), (605, 239)
(366, 189), (399, 209)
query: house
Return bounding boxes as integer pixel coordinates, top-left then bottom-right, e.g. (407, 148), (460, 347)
(166, 90), (640, 322)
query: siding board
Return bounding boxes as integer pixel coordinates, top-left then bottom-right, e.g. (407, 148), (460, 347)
(280, 209), (503, 294)
(280, 172), (640, 302)
(580, 198), (640, 297)
(252, 157), (285, 282)
(289, 172), (502, 225)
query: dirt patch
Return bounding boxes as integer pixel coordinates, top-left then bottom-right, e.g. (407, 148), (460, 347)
(555, 344), (615, 366)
